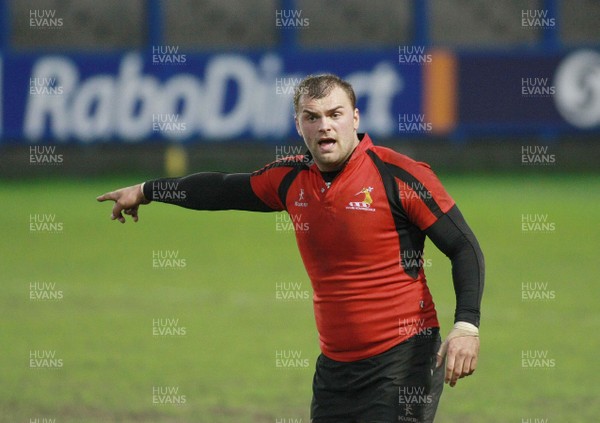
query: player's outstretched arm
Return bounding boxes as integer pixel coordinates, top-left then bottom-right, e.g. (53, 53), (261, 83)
(142, 173), (274, 212)
(98, 173), (274, 222)
(96, 183), (150, 223)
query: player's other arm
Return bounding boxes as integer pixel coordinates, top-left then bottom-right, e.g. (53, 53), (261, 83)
(390, 156), (484, 387)
(97, 173), (273, 223)
(426, 205), (484, 327)
(425, 205), (485, 386)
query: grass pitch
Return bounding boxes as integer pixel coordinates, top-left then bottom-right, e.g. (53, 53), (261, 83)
(1, 173), (598, 422)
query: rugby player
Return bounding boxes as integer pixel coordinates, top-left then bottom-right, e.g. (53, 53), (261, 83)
(97, 74), (484, 423)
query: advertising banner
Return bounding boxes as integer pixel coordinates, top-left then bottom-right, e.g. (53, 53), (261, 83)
(457, 49), (600, 133)
(2, 48), (599, 144)
(1, 50), (421, 143)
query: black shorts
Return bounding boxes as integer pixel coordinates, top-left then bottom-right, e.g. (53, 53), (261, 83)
(311, 329), (443, 423)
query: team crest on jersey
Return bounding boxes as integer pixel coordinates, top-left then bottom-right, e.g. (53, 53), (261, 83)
(346, 187), (376, 212)
(294, 188), (308, 207)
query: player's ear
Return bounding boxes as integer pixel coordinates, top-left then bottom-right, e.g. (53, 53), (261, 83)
(294, 115), (302, 137)
(353, 108), (360, 131)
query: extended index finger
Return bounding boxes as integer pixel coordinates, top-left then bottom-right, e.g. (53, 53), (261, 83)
(96, 191), (117, 202)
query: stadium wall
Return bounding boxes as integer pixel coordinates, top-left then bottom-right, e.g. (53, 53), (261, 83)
(2, 135), (598, 180)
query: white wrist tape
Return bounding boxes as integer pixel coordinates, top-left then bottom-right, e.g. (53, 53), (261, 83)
(447, 321), (479, 340)
(437, 322), (479, 361)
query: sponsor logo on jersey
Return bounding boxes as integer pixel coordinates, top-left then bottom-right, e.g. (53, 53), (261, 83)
(294, 188), (308, 207)
(346, 187), (376, 212)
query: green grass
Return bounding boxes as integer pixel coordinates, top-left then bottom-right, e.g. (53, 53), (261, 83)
(1, 174), (598, 422)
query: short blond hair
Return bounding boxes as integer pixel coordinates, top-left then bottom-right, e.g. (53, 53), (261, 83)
(293, 74), (356, 114)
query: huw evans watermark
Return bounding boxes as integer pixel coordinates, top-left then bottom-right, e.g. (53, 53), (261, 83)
(29, 146), (63, 165)
(152, 250), (187, 269)
(521, 282), (556, 301)
(521, 10), (555, 28)
(399, 181), (433, 201)
(398, 386), (433, 406)
(28, 417), (58, 423)
(30, 282), (63, 301)
(30, 78), (63, 95)
(29, 350), (63, 369)
(275, 350), (309, 368)
(29, 214), (63, 233)
(152, 45), (186, 65)
(521, 214), (556, 233)
(400, 250), (432, 270)
(275, 213), (309, 232)
(152, 114), (187, 135)
(521, 350), (556, 369)
(275, 282), (310, 301)
(521, 77), (555, 98)
(398, 46), (432, 64)
(275, 10), (309, 28)
(152, 318), (187, 336)
(148, 181), (187, 201)
(521, 145), (555, 165)
(152, 386), (187, 405)
(398, 113), (432, 133)
(275, 145), (304, 160)
(30, 9), (63, 29)
(275, 77), (309, 96)
(399, 318), (435, 337)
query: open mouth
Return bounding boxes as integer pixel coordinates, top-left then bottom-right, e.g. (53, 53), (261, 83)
(317, 138), (336, 152)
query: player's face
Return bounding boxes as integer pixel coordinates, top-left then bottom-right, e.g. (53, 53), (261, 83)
(295, 86), (360, 172)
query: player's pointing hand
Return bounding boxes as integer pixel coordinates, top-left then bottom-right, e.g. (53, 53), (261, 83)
(96, 183), (150, 223)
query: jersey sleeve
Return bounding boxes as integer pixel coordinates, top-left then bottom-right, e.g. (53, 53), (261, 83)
(425, 205), (485, 326)
(143, 173), (273, 211)
(396, 161), (455, 230)
(250, 161), (298, 211)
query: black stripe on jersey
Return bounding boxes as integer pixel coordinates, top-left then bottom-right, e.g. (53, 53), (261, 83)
(387, 163), (443, 219)
(277, 165), (307, 208)
(366, 150), (424, 279)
